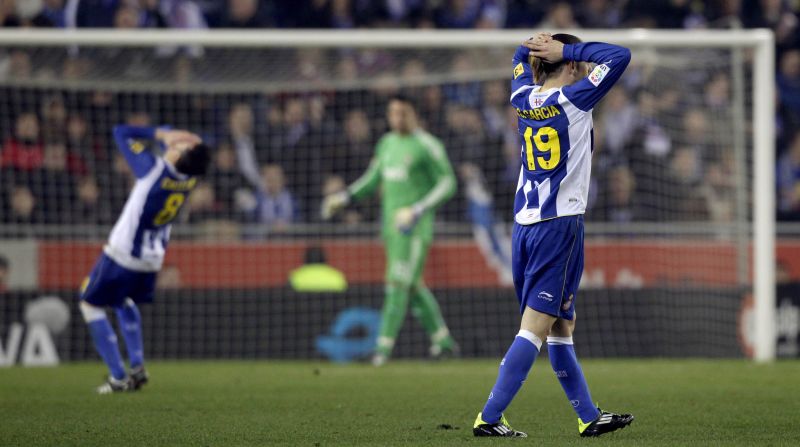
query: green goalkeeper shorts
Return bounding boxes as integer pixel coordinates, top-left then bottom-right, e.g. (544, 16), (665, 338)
(385, 233), (431, 287)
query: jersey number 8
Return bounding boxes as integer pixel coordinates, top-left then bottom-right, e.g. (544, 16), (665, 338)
(523, 126), (561, 171)
(153, 193), (185, 226)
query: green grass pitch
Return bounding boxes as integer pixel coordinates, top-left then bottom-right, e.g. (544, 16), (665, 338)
(2, 359), (799, 446)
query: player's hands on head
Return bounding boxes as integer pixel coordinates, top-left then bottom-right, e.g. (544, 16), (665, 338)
(157, 129), (202, 149)
(524, 33), (564, 64)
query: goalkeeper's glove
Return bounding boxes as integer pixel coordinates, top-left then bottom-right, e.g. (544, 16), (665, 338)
(395, 204), (424, 234)
(321, 191), (350, 220)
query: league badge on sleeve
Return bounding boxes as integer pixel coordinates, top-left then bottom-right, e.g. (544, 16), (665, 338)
(514, 62), (525, 79)
(588, 64), (610, 86)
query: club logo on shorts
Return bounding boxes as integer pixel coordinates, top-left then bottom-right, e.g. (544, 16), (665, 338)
(538, 291), (554, 302)
(571, 399), (580, 407)
(562, 294), (574, 311)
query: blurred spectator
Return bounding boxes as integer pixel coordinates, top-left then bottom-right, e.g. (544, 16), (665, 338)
(66, 0), (118, 28)
(444, 103), (487, 166)
(37, 142), (76, 223)
(598, 87), (638, 163)
(1, 113), (44, 172)
(778, 131), (800, 219)
(742, 0), (799, 49)
(0, 254), (7, 292)
(114, 5), (140, 29)
(186, 181), (219, 222)
(41, 95), (68, 143)
(442, 53), (482, 107)
(701, 159), (736, 223)
(255, 164), (296, 229)
(481, 80), (507, 139)
(66, 114), (101, 171)
(221, 0), (268, 28)
(503, 0), (545, 28)
(153, 0), (207, 29)
(539, 1), (579, 29)
(593, 165), (643, 223)
(625, 0), (695, 28)
(41, 0), (66, 27)
(434, 0), (500, 29)
(7, 185), (41, 225)
(208, 141), (248, 220)
(663, 147), (709, 221)
(778, 50), (800, 125)
(228, 102), (263, 190)
(366, 0), (427, 27)
(0, 50), (32, 80)
(74, 175), (104, 224)
(577, 0), (621, 28)
(336, 109), (373, 182)
(3, 0), (64, 27)
(676, 108), (713, 160)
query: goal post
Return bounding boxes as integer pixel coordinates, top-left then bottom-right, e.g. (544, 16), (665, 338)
(0, 28), (776, 361)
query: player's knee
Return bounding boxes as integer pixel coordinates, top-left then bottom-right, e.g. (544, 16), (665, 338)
(550, 317), (576, 337)
(387, 279), (411, 295)
(79, 301), (106, 322)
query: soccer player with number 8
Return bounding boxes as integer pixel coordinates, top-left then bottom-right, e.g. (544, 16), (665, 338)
(79, 124), (211, 394)
(472, 33), (634, 438)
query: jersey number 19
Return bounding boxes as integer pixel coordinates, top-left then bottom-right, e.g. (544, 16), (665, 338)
(523, 126), (561, 171)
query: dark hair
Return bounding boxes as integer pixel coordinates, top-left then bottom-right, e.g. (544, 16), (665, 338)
(0, 254), (8, 269)
(388, 94), (417, 110)
(304, 246), (327, 264)
(532, 33), (583, 84)
(175, 143), (211, 176)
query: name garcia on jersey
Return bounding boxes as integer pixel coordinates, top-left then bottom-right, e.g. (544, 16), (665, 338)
(516, 105), (562, 121)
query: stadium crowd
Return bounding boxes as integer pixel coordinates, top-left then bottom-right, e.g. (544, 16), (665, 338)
(1, 0), (800, 234)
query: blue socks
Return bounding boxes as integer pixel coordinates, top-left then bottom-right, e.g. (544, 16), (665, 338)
(87, 318), (126, 380)
(481, 330), (542, 423)
(115, 299), (144, 369)
(548, 336), (600, 423)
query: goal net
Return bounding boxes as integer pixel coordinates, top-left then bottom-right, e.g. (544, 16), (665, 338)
(0, 30), (775, 363)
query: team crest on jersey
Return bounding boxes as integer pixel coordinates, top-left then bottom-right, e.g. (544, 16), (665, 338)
(130, 140), (146, 154)
(533, 97), (544, 107)
(513, 62), (525, 79)
(588, 64), (610, 87)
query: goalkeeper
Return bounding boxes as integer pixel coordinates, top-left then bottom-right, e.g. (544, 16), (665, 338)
(322, 95), (458, 366)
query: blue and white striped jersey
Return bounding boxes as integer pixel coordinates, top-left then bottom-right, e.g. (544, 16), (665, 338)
(104, 125), (197, 272)
(510, 42), (631, 225)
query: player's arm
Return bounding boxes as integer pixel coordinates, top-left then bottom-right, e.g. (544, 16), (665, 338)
(556, 42), (631, 112)
(510, 41), (536, 105)
(321, 146), (382, 220)
(112, 125), (158, 178)
(396, 135), (456, 233)
(347, 157), (381, 201)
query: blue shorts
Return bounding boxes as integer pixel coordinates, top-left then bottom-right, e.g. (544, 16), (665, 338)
(80, 254), (157, 308)
(512, 215), (584, 320)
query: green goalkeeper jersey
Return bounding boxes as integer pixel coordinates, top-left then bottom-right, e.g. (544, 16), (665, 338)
(348, 129), (456, 240)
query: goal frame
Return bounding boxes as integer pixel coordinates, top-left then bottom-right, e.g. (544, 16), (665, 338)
(0, 28), (776, 361)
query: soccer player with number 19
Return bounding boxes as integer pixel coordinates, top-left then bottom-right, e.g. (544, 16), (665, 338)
(472, 33), (634, 438)
(79, 125), (211, 394)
